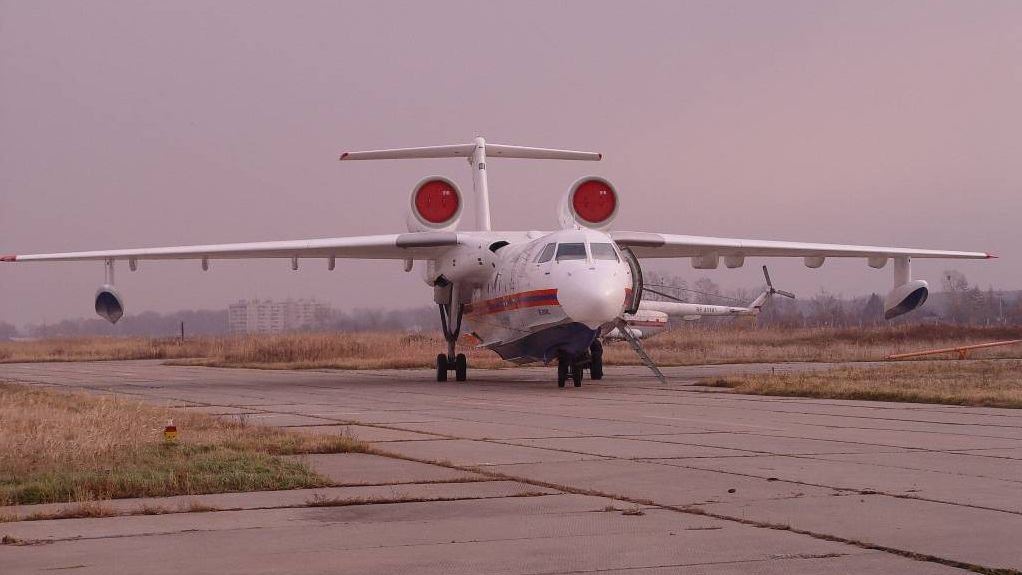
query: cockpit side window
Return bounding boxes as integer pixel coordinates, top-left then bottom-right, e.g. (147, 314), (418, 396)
(591, 243), (619, 261)
(536, 243), (556, 263)
(555, 243), (587, 261)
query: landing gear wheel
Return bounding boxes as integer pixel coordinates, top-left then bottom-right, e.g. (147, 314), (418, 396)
(436, 295), (464, 384)
(590, 340), (604, 380)
(570, 362), (583, 387)
(557, 357), (568, 388)
(436, 354), (448, 382)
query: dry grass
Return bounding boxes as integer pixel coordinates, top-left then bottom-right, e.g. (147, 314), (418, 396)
(0, 336), (213, 364)
(0, 383), (369, 506)
(607, 324), (1022, 367)
(22, 501), (119, 521)
(169, 333), (509, 370)
(700, 360), (1022, 408)
(0, 333), (508, 370)
(2, 325), (1020, 370)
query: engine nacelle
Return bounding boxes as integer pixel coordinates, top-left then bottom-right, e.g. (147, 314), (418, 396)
(884, 279), (928, 320)
(559, 176), (619, 230)
(406, 176), (463, 232)
(95, 284), (125, 324)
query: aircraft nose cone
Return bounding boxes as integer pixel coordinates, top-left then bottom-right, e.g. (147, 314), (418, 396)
(558, 273), (624, 329)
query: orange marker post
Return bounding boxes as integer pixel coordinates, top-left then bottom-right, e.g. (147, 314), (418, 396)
(163, 419), (178, 443)
(886, 339), (1022, 361)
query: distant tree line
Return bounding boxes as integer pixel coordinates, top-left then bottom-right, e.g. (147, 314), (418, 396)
(3, 269), (1019, 339)
(11, 306), (444, 339)
(21, 309), (230, 339)
(650, 269), (1022, 328)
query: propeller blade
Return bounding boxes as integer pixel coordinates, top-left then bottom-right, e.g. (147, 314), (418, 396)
(761, 266), (794, 298)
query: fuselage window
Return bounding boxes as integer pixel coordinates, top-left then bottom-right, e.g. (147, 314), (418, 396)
(555, 243), (587, 261)
(591, 243), (619, 262)
(536, 243), (556, 263)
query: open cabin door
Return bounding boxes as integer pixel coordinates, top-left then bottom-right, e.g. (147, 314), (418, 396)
(619, 246), (643, 314)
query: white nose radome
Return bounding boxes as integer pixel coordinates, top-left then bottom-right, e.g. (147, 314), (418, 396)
(558, 273), (624, 329)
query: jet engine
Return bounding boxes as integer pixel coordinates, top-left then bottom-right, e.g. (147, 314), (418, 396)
(559, 177), (618, 230)
(884, 279), (928, 320)
(406, 176), (463, 232)
(95, 284), (125, 324)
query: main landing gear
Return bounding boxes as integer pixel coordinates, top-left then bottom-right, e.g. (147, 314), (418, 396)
(436, 300), (468, 382)
(556, 340), (604, 388)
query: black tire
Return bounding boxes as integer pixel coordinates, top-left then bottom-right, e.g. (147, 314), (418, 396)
(590, 340), (604, 380)
(436, 353), (448, 382)
(455, 353), (467, 382)
(570, 361), (583, 387)
(557, 356), (568, 388)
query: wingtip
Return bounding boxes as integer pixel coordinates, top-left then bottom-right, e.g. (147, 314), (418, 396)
(1, 255), (17, 262)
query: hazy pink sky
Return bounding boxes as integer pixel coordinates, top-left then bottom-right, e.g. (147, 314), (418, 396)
(2, 1), (1020, 326)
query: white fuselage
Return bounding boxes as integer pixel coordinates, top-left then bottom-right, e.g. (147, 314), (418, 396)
(424, 228), (632, 364)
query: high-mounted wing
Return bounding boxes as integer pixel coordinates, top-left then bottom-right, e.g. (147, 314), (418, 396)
(611, 231), (994, 320)
(611, 232), (993, 262)
(1, 232), (459, 263)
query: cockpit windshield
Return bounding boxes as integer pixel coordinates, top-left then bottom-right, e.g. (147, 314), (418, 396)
(555, 243), (587, 261)
(590, 243), (619, 261)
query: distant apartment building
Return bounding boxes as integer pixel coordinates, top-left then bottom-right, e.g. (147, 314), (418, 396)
(227, 299), (329, 335)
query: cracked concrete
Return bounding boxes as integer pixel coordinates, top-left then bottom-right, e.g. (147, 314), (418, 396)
(1, 360), (1020, 574)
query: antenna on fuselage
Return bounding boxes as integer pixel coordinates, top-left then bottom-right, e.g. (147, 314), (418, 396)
(339, 137), (601, 231)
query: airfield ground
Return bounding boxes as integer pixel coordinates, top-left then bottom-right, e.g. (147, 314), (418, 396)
(1, 361), (1020, 574)
(3, 325), (1021, 369)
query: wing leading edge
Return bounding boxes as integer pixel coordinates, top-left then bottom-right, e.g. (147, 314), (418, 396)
(2, 232), (459, 263)
(611, 231), (993, 261)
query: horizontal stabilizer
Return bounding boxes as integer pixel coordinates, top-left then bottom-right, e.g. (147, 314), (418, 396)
(340, 144), (476, 161)
(484, 144), (601, 161)
(339, 139), (601, 162)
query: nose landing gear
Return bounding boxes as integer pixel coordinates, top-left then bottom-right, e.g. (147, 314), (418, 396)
(556, 355), (584, 387)
(556, 340), (604, 388)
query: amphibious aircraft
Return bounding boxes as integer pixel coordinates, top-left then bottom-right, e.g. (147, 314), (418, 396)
(2, 138), (994, 387)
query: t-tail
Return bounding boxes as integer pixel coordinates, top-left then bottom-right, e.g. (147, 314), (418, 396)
(339, 137), (601, 232)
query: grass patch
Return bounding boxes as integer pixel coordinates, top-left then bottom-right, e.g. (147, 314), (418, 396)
(0, 337), (214, 364)
(22, 501), (118, 521)
(607, 324), (1022, 367)
(0, 383), (369, 506)
(3, 325), (1021, 370)
(699, 360), (1022, 408)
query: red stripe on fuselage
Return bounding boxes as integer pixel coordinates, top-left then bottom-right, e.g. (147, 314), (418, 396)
(465, 288), (559, 316)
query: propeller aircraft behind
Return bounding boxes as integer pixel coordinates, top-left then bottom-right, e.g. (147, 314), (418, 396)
(2, 137), (995, 387)
(607, 265), (795, 341)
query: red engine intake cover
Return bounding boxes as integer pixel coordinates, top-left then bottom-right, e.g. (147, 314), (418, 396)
(571, 178), (617, 225)
(414, 178), (460, 224)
